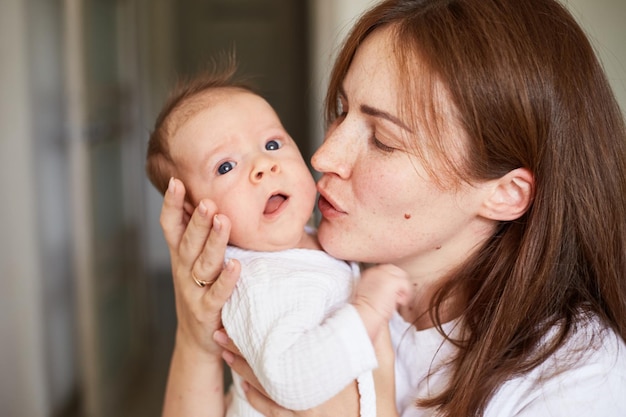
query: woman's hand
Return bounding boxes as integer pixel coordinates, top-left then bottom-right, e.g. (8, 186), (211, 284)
(161, 178), (240, 356)
(160, 178), (241, 417)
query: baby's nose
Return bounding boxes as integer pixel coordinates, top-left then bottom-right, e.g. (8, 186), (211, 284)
(251, 158), (280, 182)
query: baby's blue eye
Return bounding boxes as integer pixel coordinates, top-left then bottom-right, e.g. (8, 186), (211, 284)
(217, 161), (236, 175)
(265, 140), (281, 151)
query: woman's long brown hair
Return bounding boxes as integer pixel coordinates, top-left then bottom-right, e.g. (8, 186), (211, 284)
(326, 0), (626, 415)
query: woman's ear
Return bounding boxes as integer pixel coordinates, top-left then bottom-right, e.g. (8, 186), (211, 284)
(479, 168), (534, 221)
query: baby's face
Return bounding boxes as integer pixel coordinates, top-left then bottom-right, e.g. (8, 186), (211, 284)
(170, 89), (317, 251)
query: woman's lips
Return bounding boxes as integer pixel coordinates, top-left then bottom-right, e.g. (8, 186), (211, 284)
(317, 194), (345, 219)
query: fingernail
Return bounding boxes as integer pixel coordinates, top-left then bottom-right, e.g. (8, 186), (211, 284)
(213, 330), (228, 345)
(198, 201), (208, 217)
(167, 177), (175, 194)
(222, 350), (234, 365)
(213, 214), (222, 232)
(224, 258), (234, 271)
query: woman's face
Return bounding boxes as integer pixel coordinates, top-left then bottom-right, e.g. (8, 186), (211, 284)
(312, 26), (497, 278)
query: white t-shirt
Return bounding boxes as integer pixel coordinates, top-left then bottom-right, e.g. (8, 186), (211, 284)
(390, 311), (626, 416)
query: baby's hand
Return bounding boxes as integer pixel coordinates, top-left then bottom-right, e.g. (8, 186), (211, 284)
(352, 264), (410, 341)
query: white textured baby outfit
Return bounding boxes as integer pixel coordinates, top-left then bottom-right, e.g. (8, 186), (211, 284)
(223, 245), (377, 417)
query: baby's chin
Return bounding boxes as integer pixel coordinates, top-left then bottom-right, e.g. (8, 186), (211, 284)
(231, 231), (308, 252)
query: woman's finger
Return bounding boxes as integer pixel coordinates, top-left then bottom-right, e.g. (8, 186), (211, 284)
(213, 329), (242, 356)
(178, 199), (220, 268)
(204, 258), (241, 312)
(159, 177), (188, 251)
(193, 212), (232, 287)
(215, 331), (266, 396)
(244, 382), (293, 417)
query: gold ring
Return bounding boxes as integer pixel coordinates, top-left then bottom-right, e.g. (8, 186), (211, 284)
(192, 272), (209, 288)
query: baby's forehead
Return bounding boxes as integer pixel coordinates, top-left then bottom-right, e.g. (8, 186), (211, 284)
(167, 87), (252, 138)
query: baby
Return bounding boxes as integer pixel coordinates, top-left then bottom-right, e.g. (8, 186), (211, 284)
(146, 61), (409, 417)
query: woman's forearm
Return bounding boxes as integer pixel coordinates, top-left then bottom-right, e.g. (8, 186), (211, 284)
(162, 340), (226, 417)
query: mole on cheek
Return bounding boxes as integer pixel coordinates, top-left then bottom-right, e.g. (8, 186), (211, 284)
(404, 213), (411, 219)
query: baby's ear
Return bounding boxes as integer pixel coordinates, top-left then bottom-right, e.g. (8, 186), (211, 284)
(479, 168), (534, 221)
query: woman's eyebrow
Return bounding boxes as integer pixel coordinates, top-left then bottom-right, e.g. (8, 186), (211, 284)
(339, 84), (412, 132)
(360, 104), (412, 132)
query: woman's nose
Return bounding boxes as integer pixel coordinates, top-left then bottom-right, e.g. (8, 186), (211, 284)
(250, 156), (280, 182)
(311, 124), (353, 179)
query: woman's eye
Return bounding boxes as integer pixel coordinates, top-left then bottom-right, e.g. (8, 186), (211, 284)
(217, 161), (236, 175)
(373, 136), (395, 153)
(265, 140), (281, 151)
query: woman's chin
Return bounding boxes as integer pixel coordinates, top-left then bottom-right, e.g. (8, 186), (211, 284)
(317, 221), (354, 260)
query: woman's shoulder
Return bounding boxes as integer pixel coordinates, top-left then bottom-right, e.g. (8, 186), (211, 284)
(391, 311), (626, 417)
(547, 311), (626, 371)
(485, 313), (626, 416)
(553, 313), (626, 384)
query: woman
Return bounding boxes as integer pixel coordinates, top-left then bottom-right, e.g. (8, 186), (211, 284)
(159, 0), (626, 416)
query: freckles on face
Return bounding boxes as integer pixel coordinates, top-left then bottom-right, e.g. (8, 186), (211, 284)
(318, 124), (479, 266)
(351, 154), (433, 230)
(317, 26), (497, 269)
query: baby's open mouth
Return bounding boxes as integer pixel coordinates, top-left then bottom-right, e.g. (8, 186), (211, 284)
(264, 194), (288, 214)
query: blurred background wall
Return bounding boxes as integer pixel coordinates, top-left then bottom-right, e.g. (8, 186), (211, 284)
(0, 0), (623, 416)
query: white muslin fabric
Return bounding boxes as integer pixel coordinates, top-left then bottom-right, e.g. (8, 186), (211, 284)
(223, 244), (378, 417)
